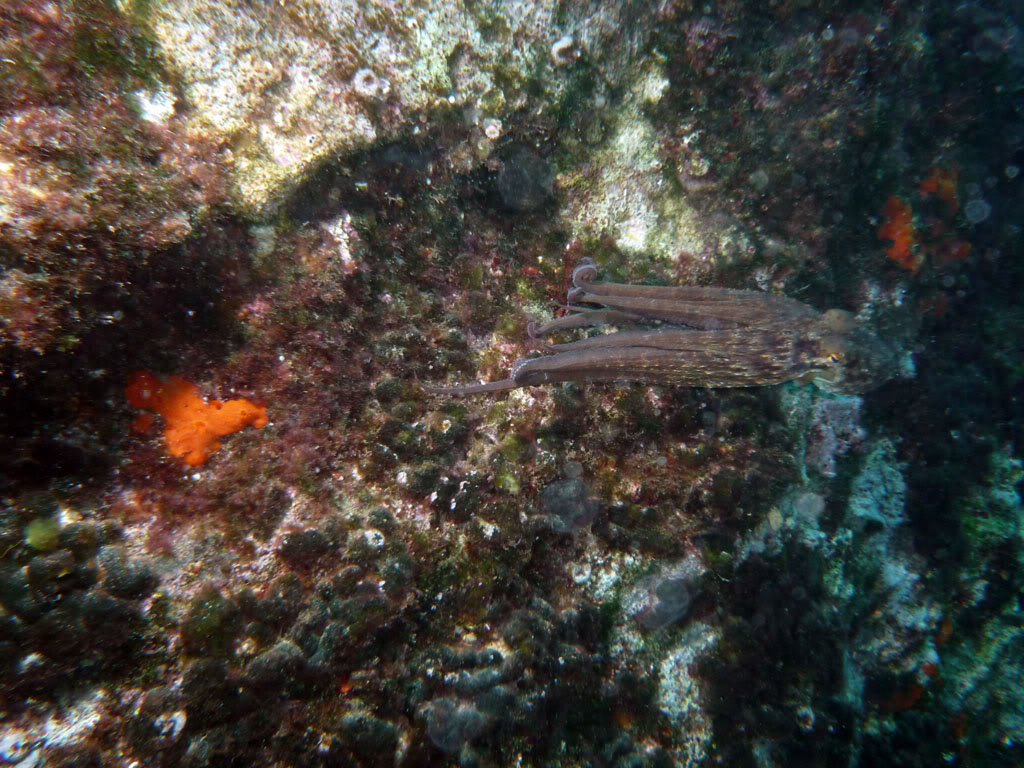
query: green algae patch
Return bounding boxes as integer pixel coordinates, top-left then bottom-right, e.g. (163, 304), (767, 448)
(495, 470), (521, 495)
(494, 311), (526, 341)
(499, 433), (531, 464)
(181, 586), (242, 657)
(24, 518), (61, 553)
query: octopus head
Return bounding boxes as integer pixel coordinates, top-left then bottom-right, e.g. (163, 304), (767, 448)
(811, 311), (899, 394)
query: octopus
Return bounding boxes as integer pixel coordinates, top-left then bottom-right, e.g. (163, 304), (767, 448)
(425, 261), (898, 397)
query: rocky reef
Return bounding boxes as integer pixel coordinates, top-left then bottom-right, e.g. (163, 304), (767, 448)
(1, 1), (1023, 766)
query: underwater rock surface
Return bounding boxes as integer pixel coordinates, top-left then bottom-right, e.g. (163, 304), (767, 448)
(144, 0), (656, 215)
(1, 0), (1023, 766)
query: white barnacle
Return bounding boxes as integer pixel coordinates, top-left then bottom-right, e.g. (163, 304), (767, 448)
(153, 711), (187, 743)
(481, 118), (502, 140)
(362, 528), (386, 549)
(550, 34), (578, 66)
(352, 68), (390, 99)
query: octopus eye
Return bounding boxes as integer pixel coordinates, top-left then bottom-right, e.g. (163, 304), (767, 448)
(820, 335), (847, 364)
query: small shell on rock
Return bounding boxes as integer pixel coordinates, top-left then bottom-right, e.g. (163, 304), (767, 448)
(0, 727), (40, 765)
(153, 711), (187, 743)
(352, 68), (390, 100)
(482, 118), (502, 140)
(550, 34), (578, 66)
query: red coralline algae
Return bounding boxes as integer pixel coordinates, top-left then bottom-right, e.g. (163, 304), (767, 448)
(878, 196), (921, 272)
(882, 681), (925, 713)
(877, 167), (973, 299)
(918, 167), (959, 215)
(126, 371), (268, 466)
(0, 268), (64, 353)
(918, 293), (949, 318)
(0, 1), (229, 359)
(933, 238), (971, 267)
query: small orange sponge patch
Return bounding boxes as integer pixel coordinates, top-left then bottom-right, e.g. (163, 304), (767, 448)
(878, 196), (921, 272)
(126, 371), (268, 466)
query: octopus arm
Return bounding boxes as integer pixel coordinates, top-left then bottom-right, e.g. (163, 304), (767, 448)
(421, 378), (519, 396)
(513, 339), (802, 389)
(528, 309), (648, 337)
(542, 328), (748, 353)
(573, 284), (819, 331)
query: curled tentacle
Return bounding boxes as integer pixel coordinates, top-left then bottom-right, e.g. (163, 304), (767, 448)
(572, 259), (598, 289)
(529, 308), (647, 337)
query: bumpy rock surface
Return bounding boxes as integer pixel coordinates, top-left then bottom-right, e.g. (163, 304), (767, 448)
(147, 0), (653, 214)
(2, 0), (1024, 767)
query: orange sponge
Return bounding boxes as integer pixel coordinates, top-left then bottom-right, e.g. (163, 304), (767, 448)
(126, 371), (268, 466)
(878, 196), (920, 272)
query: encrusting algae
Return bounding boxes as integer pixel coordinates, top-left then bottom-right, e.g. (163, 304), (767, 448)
(878, 196), (920, 272)
(125, 371), (268, 466)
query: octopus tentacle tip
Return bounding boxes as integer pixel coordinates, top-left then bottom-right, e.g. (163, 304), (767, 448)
(527, 320), (541, 338)
(422, 378), (519, 397)
(571, 261), (598, 288)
